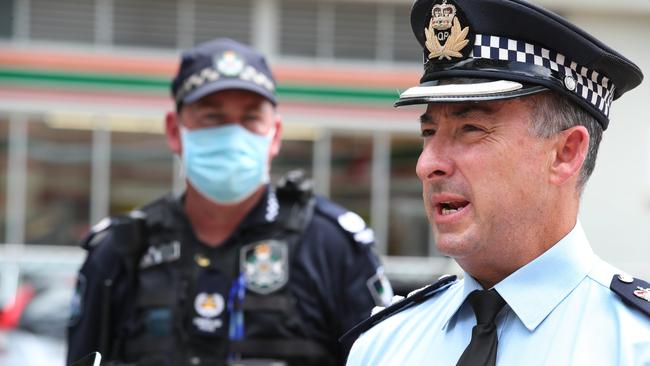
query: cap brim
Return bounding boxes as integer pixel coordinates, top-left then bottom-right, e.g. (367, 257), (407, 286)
(394, 80), (547, 107)
(182, 79), (277, 107)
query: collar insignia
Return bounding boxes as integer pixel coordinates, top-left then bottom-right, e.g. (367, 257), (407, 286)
(425, 0), (471, 61)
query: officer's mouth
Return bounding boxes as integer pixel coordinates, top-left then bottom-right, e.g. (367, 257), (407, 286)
(438, 201), (469, 215)
(431, 195), (471, 224)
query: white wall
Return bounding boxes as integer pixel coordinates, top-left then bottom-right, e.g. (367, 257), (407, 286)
(565, 12), (650, 278)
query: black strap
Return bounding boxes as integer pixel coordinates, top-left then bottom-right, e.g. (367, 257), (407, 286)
(229, 339), (330, 359)
(97, 213), (148, 361)
(241, 295), (293, 312)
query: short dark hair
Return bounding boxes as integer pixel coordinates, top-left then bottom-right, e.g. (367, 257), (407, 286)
(525, 91), (603, 193)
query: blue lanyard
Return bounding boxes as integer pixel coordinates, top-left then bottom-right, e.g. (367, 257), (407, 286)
(228, 273), (246, 342)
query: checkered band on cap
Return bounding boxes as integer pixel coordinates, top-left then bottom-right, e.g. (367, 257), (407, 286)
(472, 34), (616, 117)
(174, 64), (275, 105)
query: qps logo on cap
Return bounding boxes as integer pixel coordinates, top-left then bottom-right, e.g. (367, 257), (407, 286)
(171, 38), (277, 109)
(424, 0), (473, 62)
(215, 51), (245, 77)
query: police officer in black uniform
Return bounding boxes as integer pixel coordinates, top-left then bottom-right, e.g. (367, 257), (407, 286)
(66, 38), (393, 366)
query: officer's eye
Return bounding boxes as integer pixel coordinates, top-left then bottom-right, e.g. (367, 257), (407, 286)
(199, 113), (224, 123)
(461, 124), (484, 133)
(243, 113), (261, 122)
(420, 128), (436, 138)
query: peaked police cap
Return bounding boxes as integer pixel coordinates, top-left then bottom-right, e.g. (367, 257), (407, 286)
(397, 0), (644, 129)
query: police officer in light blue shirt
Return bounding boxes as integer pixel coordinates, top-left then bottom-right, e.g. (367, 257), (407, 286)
(343, 0), (650, 365)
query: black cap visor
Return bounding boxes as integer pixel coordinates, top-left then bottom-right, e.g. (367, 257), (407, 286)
(180, 78), (277, 110)
(395, 79), (547, 107)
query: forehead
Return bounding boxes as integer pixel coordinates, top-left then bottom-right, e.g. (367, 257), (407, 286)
(189, 89), (270, 109)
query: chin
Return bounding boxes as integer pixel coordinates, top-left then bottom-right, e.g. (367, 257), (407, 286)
(433, 231), (479, 258)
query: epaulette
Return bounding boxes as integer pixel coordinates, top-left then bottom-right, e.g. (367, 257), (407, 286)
(80, 210), (146, 251)
(610, 274), (650, 317)
(276, 169), (313, 204)
(314, 196), (375, 248)
(339, 275), (458, 344)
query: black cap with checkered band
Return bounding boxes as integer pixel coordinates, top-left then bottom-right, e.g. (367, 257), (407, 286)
(171, 38), (276, 111)
(396, 0), (644, 130)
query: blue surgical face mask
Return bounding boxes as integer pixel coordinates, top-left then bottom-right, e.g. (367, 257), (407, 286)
(180, 124), (274, 204)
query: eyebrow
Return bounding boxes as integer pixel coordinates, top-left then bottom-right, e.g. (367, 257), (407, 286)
(419, 113), (433, 124)
(420, 102), (500, 124)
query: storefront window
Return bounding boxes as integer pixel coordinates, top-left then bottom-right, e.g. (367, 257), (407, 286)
(271, 137), (314, 182)
(109, 129), (174, 215)
(25, 117), (92, 245)
(329, 132), (373, 224)
(387, 135), (435, 257)
(0, 117), (8, 242)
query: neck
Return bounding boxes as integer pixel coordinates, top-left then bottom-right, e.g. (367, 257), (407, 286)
(184, 183), (266, 247)
(461, 190), (580, 289)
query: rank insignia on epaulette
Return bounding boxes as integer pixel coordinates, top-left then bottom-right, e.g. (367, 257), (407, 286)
(337, 211), (375, 245)
(634, 287), (650, 302)
(610, 274), (650, 317)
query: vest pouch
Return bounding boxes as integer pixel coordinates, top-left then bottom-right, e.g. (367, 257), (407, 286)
(143, 308), (173, 336)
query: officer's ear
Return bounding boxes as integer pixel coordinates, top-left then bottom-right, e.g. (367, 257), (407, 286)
(548, 125), (589, 188)
(269, 114), (282, 159)
(165, 111), (182, 155)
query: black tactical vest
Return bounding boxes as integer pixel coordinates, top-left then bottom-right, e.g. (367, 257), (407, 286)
(102, 173), (334, 366)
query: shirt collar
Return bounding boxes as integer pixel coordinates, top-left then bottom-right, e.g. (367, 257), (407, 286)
(441, 271), (484, 331)
(442, 221), (594, 331)
(494, 220), (594, 330)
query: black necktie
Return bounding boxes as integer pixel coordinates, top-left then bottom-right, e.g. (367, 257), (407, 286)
(456, 289), (506, 366)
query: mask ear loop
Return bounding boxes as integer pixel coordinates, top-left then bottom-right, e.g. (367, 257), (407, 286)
(266, 125), (277, 139)
(173, 153), (187, 195)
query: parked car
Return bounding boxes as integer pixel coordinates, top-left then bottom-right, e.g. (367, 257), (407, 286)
(0, 244), (85, 366)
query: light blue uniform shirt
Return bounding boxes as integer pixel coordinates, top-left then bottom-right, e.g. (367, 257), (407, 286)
(347, 222), (650, 365)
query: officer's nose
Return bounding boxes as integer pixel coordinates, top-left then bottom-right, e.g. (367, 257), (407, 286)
(416, 138), (454, 182)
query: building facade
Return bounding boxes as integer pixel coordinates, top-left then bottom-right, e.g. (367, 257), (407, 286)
(1, 0), (649, 286)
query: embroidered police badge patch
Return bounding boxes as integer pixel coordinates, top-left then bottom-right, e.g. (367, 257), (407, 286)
(240, 240), (289, 295)
(190, 269), (229, 337)
(192, 292), (225, 333)
(424, 0), (472, 61)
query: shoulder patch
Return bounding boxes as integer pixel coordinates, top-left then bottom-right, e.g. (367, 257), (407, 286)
(610, 274), (650, 317)
(81, 212), (145, 251)
(366, 267), (394, 307)
(314, 196), (374, 246)
(80, 217), (113, 250)
(68, 273), (86, 327)
(339, 274), (458, 345)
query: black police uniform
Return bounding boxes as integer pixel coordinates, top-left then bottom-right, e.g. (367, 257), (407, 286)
(67, 176), (389, 366)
